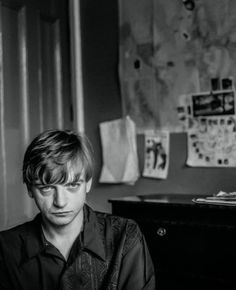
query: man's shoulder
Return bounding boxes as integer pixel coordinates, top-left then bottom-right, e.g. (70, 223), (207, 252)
(0, 216), (38, 248)
(93, 209), (143, 245)
(95, 210), (138, 227)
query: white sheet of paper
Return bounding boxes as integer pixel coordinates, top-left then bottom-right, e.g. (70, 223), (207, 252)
(99, 116), (139, 184)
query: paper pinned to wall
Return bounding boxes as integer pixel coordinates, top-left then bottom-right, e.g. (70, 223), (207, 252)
(186, 115), (236, 167)
(99, 116), (139, 185)
(143, 130), (170, 179)
(185, 88), (236, 167)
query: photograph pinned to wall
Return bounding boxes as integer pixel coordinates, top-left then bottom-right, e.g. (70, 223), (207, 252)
(210, 76), (234, 92)
(186, 116), (236, 167)
(186, 113), (236, 167)
(181, 76), (236, 167)
(222, 77), (234, 90)
(143, 131), (169, 179)
(210, 78), (221, 91)
(191, 90), (235, 117)
(176, 94), (192, 131)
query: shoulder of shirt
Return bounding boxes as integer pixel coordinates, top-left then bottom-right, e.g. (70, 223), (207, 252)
(93, 210), (143, 253)
(0, 216), (37, 253)
(0, 217), (35, 235)
(94, 210), (139, 228)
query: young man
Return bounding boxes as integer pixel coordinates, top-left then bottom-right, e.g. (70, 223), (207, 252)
(0, 129), (155, 290)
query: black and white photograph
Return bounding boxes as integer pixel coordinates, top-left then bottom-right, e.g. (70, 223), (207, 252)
(192, 90), (235, 117)
(2, 0), (236, 289)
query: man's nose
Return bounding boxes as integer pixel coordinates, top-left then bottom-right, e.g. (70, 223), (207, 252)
(53, 186), (67, 207)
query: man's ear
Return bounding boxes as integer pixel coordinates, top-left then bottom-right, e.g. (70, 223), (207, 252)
(86, 178), (92, 193)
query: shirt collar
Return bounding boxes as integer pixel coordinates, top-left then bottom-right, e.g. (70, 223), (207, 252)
(21, 204), (106, 263)
(82, 204), (106, 261)
(20, 214), (46, 263)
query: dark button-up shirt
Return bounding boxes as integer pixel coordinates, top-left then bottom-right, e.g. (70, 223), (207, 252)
(0, 205), (155, 290)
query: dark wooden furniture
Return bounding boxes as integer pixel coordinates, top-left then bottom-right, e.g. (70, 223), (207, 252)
(109, 194), (236, 290)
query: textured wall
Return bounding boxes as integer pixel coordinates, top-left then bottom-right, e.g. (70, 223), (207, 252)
(80, 0), (236, 213)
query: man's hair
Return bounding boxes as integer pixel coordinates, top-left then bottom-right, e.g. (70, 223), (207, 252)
(23, 129), (94, 188)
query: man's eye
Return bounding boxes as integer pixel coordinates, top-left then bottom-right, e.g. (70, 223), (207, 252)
(39, 186), (53, 193)
(67, 183), (80, 189)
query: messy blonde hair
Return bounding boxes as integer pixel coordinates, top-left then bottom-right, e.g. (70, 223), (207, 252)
(23, 129), (94, 188)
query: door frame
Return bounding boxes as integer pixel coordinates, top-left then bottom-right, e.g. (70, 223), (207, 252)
(69, 0), (84, 133)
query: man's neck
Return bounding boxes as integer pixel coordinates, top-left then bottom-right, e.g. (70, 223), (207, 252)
(41, 209), (84, 259)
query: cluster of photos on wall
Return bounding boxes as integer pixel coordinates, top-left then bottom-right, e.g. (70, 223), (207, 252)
(100, 0), (236, 184)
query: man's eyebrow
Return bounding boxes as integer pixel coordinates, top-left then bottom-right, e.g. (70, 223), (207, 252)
(65, 176), (84, 185)
(33, 183), (50, 187)
(32, 182), (43, 186)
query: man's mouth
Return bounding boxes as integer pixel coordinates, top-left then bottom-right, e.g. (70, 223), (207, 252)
(52, 211), (72, 216)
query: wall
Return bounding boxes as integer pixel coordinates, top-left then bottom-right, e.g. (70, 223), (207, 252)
(80, 0), (236, 213)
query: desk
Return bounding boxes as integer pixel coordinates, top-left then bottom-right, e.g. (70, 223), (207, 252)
(109, 194), (236, 290)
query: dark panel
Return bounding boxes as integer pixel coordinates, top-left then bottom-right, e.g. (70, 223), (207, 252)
(80, 0), (121, 180)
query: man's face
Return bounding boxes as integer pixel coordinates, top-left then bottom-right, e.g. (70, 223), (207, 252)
(29, 171), (92, 228)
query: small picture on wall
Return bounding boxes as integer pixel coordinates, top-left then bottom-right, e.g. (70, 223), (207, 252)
(211, 78), (221, 91)
(192, 90), (235, 117)
(143, 131), (169, 179)
(222, 77), (233, 90)
(187, 115), (236, 167)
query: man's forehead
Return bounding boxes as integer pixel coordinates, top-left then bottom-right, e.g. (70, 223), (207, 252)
(33, 175), (85, 186)
(32, 166), (86, 186)
(67, 167), (85, 182)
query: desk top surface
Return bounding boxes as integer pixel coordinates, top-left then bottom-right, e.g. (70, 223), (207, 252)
(109, 193), (203, 205)
(109, 193), (236, 208)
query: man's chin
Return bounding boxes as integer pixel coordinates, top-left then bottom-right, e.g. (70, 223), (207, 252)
(42, 210), (82, 228)
(47, 214), (74, 226)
